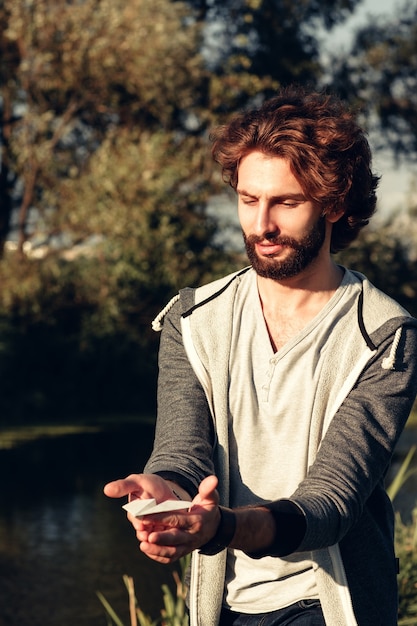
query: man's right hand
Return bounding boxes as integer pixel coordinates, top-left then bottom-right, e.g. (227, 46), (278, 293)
(104, 472), (178, 505)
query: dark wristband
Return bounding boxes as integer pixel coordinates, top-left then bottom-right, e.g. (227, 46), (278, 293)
(245, 500), (306, 559)
(199, 506), (236, 556)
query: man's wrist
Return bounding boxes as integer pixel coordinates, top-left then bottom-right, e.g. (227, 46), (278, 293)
(199, 506), (236, 556)
(244, 500), (305, 558)
(165, 480), (191, 502)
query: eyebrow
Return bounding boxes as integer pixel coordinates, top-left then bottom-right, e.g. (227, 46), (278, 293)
(237, 189), (307, 202)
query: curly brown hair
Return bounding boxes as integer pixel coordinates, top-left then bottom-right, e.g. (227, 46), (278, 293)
(210, 86), (379, 253)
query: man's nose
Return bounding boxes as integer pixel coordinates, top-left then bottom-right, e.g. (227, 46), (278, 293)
(253, 205), (278, 238)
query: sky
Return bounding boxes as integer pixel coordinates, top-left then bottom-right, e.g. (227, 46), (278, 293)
(322, 0), (417, 217)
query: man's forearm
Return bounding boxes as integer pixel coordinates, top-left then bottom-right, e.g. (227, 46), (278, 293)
(199, 505), (276, 556)
(231, 507), (276, 553)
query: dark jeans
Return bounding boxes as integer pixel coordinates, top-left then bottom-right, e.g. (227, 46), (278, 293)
(219, 600), (326, 626)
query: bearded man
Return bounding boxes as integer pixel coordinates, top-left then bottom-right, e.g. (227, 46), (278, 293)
(105, 86), (417, 626)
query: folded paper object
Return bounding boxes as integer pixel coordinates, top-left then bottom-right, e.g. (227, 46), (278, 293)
(122, 498), (191, 517)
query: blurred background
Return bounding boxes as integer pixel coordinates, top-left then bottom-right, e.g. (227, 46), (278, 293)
(1, 0), (417, 624)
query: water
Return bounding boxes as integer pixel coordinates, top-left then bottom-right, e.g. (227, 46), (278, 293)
(0, 423), (178, 626)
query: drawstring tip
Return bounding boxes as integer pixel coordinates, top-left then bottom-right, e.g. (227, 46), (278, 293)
(381, 357), (395, 370)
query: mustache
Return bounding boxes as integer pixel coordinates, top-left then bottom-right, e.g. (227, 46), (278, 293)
(244, 233), (304, 251)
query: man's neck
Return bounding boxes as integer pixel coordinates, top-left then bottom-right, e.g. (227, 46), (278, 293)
(256, 258), (343, 310)
(256, 260), (344, 351)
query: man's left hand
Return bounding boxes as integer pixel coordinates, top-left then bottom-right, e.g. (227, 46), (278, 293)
(135, 475), (221, 564)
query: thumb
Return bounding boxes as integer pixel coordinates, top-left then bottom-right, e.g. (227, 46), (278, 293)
(103, 478), (138, 499)
(194, 475), (219, 506)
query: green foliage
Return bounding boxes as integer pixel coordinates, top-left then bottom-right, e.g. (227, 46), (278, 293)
(0, 0), (235, 422)
(0, 0), (209, 258)
(47, 128), (231, 290)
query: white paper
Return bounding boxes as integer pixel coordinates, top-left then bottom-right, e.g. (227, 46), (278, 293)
(122, 498), (191, 517)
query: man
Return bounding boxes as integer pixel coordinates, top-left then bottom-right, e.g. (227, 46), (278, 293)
(104, 86), (417, 625)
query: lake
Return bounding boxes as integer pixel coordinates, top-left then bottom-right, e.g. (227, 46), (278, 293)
(1, 421), (416, 626)
(0, 422), (179, 626)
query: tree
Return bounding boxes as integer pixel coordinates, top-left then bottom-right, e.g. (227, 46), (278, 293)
(329, 1), (417, 160)
(0, 0), (368, 420)
(0, 0), (207, 255)
(0, 0), (221, 420)
(185, 0), (361, 78)
(180, 0), (362, 115)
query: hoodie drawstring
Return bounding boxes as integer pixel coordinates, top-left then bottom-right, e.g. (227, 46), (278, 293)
(382, 327), (403, 370)
(151, 294), (180, 332)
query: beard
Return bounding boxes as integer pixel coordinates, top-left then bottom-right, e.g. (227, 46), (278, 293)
(243, 216), (326, 281)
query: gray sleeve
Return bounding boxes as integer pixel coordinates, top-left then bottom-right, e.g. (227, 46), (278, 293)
(144, 299), (215, 497)
(290, 322), (417, 552)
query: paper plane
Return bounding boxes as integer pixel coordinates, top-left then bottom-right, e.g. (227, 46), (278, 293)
(122, 498), (191, 517)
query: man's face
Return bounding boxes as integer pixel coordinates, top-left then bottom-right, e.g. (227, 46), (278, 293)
(237, 151), (327, 281)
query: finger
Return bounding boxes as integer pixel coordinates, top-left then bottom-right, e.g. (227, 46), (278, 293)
(139, 541), (183, 564)
(104, 473), (159, 499)
(147, 528), (187, 546)
(135, 521), (184, 542)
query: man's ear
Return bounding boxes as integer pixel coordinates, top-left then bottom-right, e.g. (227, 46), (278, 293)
(325, 206), (345, 224)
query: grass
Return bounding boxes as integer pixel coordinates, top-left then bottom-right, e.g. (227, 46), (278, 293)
(97, 554), (190, 626)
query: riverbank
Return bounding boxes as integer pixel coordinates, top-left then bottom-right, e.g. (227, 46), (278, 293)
(0, 413), (155, 449)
